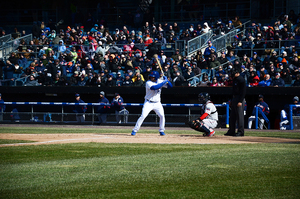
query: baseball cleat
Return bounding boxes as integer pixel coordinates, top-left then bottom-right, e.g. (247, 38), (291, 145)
(131, 131), (136, 136)
(206, 131), (215, 137)
(159, 132), (165, 136)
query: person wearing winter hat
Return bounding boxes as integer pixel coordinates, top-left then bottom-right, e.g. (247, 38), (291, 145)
(90, 24), (99, 32)
(271, 73), (285, 87)
(249, 75), (260, 87)
(201, 22), (211, 33)
(97, 91), (110, 124)
(73, 93), (87, 123)
(111, 93), (128, 123)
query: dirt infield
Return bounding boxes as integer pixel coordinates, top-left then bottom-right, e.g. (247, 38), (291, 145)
(1, 124), (300, 147)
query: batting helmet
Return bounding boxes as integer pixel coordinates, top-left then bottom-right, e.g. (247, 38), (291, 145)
(149, 71), (159, 80)
(198, 92), (210, 104)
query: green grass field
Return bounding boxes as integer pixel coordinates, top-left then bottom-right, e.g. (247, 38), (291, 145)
(0, 127), (300, 198)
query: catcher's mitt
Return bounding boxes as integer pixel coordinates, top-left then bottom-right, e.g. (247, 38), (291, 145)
(186, 120), (201, 130)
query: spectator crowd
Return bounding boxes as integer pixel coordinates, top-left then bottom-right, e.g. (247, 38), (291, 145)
(1, 10), (300, 87)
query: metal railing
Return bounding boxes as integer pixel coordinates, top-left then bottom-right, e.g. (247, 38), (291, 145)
(254, 106), (270, 129)
(0, 34), (12, 59)
(0, 101), (230, 127)
(204, 20), (251, 55)
(187, 30), (214, 56)
(186, 57), (240, 87)
(0, 75), (30, 87)
(289, 104), (300, 130)
(0, 34), (33, 61)
(0, 34), (12, 47)
(186, 20), (251, 57)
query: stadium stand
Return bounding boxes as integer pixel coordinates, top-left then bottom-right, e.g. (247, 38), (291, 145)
(1, 9), (300, 88)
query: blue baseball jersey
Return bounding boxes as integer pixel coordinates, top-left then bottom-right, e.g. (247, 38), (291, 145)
(0, 99), (6, 113)
(97, 97), (110, 113)
(111, 96), (125, 111)
(73, 99), (87, 113)
(252, 101), (270, 116)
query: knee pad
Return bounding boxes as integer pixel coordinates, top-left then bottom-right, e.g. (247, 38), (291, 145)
(197, 122), (211, 134)
(201, 124), (211, 134)
(187, 120), (211, 134)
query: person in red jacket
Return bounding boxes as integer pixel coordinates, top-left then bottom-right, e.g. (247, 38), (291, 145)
(144, 35), (153, 47)
(249, 75), (260, 87)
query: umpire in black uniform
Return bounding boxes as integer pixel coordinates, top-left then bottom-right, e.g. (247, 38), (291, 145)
(225, 68), (246, 136)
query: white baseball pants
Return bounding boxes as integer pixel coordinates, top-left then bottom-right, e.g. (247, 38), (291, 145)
(133, 100), (165, 132)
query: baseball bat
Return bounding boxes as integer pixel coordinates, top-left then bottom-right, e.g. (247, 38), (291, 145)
(153, 54), (164, 76)
(153, 54), (168, 84)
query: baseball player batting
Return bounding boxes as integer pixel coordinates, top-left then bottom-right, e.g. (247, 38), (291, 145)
(187, 92), (218, 137)
(132, 71), (173, 136)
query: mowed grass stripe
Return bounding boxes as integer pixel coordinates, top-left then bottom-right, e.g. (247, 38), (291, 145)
(0, 139), (36, 144)
(0, 143), (299, 198)
(1, 126), (300, 139)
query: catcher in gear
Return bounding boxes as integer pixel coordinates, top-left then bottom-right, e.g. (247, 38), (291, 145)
(187, 92), (218, 137)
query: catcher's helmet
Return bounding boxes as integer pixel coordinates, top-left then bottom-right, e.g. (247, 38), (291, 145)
(198, 92), (210, 104)
(149, 71), (159, 80)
